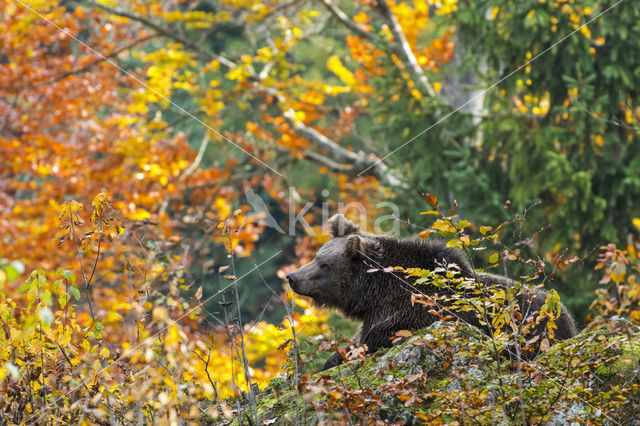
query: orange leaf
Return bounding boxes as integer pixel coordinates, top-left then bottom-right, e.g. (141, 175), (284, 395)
(424, 193), (438, 207)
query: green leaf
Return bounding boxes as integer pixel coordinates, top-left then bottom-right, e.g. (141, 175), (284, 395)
(18, 280), (33, 293)
(61, 270), (76, 283)
(489, 253), (500, 264)
(93, 322), (104, 339)
(40, 290), (52, 305)
(2, 265), (18, 282)
(69, 285), (81, 301)
(53, 280), (62, 292)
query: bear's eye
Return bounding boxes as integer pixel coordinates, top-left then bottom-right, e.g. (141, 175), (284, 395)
(319, 263), (330, 270)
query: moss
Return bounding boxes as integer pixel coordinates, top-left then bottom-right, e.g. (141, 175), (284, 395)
(231, 322), (639, 424)
(225, 382), (315, 425)
(594, 339), (640, 381)
(548, 322), (639, 380)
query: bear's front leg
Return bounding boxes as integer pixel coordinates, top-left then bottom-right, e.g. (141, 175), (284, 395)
(322, 326), (396, 370)
(321, 330), (364, 370)
(322, 352), (344, 370)
(359, 326), (396, 355)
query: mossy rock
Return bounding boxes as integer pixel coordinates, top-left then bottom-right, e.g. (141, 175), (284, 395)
(226, 320), (639, 425)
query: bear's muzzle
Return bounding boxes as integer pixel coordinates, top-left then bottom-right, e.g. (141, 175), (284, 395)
(286, 273), (299, 291)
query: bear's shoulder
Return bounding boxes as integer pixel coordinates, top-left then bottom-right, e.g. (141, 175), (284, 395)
(373, 235), (471, 272)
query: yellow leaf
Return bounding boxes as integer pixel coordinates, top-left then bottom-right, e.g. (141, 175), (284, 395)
(106, 311), (123, 323)
(129, 208), (151, 221)
(100, 346), (110, 359)
(294, 110), (306, 122)
(611, 263), (626, 283)
(479, 226), (493, 235)
(165, 323), (180, 346)
(322, 84), (350, 95)
(446, 239), (462, 248)
(327, 56), (357, 87)
(153, 307), (168, 322)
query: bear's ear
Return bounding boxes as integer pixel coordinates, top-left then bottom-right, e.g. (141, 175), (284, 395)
(345, 234), (381, 260)
(329, 214), (359, 238)
(345, 234), (362, 258)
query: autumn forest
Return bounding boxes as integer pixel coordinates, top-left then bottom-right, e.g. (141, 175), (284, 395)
(1, 0), (640, 424)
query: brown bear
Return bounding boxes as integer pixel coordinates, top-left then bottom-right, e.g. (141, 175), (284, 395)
(287, 214), (577, 370)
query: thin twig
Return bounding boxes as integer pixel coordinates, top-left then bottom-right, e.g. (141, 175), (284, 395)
(86, 235), (102, 288)
(193, 335), (219, 403)
(226, 226), (259, 424)
(68, 205), (95, 321)
(218, 263), (242, 420)
(57, 344), (92, 395)
(37, 280), (47, 412)
(514, 333), (527, 426)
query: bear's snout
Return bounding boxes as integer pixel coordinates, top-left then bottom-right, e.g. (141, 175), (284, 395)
(286, 273), (298, 290)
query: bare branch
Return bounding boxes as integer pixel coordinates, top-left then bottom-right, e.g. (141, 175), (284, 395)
(251, 85), (406, 188)
(178, 133), (210, 183)
(159, 133), (210, 215)
(376, 0), (436, 97)
(291, 120), (406, 188)
(304, 150), (354, 173)
(319, 0), (378, 42)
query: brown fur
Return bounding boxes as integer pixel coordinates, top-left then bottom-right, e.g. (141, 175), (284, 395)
(287, 214), (578, 370)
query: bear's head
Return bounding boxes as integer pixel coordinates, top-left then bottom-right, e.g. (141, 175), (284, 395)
(286, 214), (381, 310)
